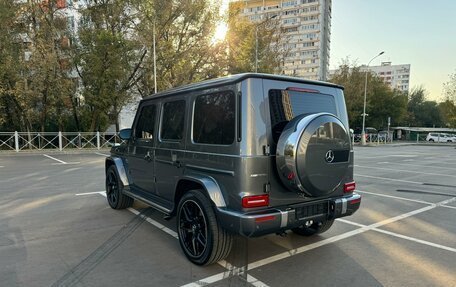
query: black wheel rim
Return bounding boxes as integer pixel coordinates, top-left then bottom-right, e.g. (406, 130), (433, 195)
(178, 200), (208, 258)
(106, 171), (118, 206)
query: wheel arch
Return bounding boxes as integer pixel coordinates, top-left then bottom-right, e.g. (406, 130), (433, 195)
(174, 176), (227, 213)
(105, 156), (130, 187)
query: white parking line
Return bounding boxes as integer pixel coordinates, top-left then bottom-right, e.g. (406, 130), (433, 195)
(43, 154), (67, 164)
(78, 190), (453, 286)
(93, 192), (270, 287)
(355, 174), (424, 185)
(441, 205), (456, 210)
(51, 162), (80, 165)
(76, 191), (106, 196)
(95, 152), (110, 157)
(337, 218), (456, 253)
(356, 190), (433, 205)
(377, 161), (456, 171)
(187, 197), (456, 286)
(355, 165), (456, 178)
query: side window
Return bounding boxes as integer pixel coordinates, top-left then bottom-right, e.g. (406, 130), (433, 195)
(193, 91), (235, 145)
(160, 100), (185, 141)
(135, 104), (156, 140)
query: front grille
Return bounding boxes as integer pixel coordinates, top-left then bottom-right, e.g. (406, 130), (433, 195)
(295, 202), (328, 220)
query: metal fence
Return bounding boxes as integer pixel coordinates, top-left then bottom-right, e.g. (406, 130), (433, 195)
(0, 131), (124, 152)
(352, 133), (393, 145)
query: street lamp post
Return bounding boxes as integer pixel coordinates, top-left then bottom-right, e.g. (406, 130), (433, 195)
(361, 51), (385, 145)
(153, 22), (157, 94)
(255, 15), (277, 73)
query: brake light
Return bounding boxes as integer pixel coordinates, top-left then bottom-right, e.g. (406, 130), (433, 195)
(286, 87), (320, 93)
(344, 181), (356, 193)
(242, 194), (269, 208)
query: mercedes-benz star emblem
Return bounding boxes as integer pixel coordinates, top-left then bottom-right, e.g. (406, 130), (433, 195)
(325, 150), (335, 163)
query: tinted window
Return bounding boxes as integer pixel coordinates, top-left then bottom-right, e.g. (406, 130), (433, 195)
(193, 91), (235, 145)
(269, 89), (336, 142)
(160, 100), (185, 141)
(135, 104), (156, 139)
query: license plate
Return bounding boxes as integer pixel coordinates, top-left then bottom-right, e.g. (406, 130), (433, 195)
(295, 202), (328, 220)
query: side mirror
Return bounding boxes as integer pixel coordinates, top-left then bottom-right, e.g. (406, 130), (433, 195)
(119, 128), (132, 140)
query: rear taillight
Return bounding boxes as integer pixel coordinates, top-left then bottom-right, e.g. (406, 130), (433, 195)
(344, 181), (356, 193)
(242, 194), (269, 208)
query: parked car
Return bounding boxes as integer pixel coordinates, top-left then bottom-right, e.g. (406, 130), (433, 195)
(444, 133), (456, 142)
(426, 133), (454, 143)
(105, 73), (361, 265)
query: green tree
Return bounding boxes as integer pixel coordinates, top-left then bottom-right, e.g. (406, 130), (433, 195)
(438, 100), (456, 128)
(226, 2), (287, 74)
(0, 0), (74, 132)
(0, 0), (28, 132)
(329, 60), (407, 129)
(133, 0), (224, 97)
(75, 0), (143, 132)
(407, 87), (443, 127)
(443, 71), (456, 103)
(440, 71), (456, 127)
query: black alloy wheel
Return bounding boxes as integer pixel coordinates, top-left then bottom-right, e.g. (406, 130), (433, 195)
(106, 169), (119, 207)
(105, 165), (133, 209)
(178, 199), (208, 258)
(177, 190), (232, 265)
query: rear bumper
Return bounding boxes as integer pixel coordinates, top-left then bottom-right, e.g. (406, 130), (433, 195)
(217, 193), (361, 237)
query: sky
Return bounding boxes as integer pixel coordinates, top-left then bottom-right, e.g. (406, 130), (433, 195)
(330, 0), (456, 101)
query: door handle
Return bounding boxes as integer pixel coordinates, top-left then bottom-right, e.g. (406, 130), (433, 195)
(172, 160), (182, 168)
(144, 151), (152, 162)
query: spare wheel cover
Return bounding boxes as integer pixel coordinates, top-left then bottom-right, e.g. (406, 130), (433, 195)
(276, 113), (351, 196)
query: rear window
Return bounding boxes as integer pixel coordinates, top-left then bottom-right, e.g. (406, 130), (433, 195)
(269, 89), (337, 142)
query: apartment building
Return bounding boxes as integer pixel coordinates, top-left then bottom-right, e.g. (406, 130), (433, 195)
(362, 62), (411, 92)
(236, 0), (332, 81)
(329, 62), (411, 92)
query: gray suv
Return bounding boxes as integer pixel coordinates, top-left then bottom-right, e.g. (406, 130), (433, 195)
(105, 74), (361, 265)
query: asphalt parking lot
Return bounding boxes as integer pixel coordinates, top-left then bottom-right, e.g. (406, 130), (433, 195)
(1, 145), (455, 287)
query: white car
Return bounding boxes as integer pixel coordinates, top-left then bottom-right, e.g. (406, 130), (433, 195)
(444, 133), (456, 142)
(426, 133), (453, 143)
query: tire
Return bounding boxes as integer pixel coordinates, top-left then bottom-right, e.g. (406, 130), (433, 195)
(429, 139), (434, 142)
(177, 190), (233, 265)
(291, 219), (335, 236)
(106, 165), (133, 209)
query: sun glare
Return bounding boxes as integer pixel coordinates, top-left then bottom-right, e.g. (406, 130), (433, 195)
(212, 22), (228, 43)
(211, 0), (229, 44)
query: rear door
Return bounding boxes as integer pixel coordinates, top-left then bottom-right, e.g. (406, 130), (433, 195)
(155, 97), (187, 206)
(262, 80), (351, 206)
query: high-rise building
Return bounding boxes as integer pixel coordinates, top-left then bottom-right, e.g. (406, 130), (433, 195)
(329, 62), (411, 92)
(362, 62), (411, 92)
(235, 0), (332, 81)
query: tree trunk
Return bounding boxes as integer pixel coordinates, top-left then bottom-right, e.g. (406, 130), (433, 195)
(70, 94), (80, 131)
(89, 110), (98, 132)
